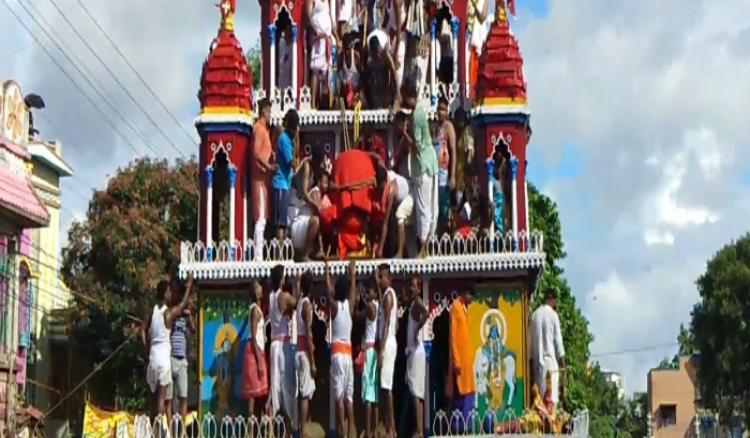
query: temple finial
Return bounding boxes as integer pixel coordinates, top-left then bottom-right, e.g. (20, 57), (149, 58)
(497, 0), (517, 22)
(217, 0), (236, 32)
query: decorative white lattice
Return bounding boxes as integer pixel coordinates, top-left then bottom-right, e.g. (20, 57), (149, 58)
(179, 231), (544, 281)
(260, 85), (462, 127)
(430, 408), (589, 437)
(134, 413), (286, 438)
(132, 409), (588, 437)
(282, 86), (295, 110)
(298, 85), (312, 111)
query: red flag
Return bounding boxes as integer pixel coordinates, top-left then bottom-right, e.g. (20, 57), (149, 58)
(508, 0), (516, 16)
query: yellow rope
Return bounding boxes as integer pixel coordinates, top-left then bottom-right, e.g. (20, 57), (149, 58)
(353, 100), (362, 143)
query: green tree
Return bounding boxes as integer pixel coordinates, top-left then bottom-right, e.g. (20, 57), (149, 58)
(246, 40), (261, 90)
(677, 323), (694, 355)
(61, 158), (198, 410)
(528, 185), (621, 422)
(690, 234), (750, 429)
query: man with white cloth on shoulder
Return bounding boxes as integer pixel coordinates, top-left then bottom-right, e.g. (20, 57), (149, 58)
(142, 273), (193, 427)
(530, 288), (567, 406)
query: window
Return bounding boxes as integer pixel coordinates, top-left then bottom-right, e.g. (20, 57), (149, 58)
(660, 404), (677, 427)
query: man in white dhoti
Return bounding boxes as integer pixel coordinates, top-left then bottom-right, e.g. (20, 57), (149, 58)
(530, 289), (566, 406)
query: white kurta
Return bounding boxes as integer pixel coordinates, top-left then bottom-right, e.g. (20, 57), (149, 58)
(530, 303), (565, 404)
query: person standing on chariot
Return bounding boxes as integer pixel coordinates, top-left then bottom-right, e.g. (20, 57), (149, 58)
(141, 274), (193, 430)
(531, 289), (567, 408)
(383, 0), (406, 89)
(267, 265), (299, 434)
(307, 0), (335, 109)
(399, 277), (428, 438)
(448, 286), (476, 433)
(357, 278), (380, 438)
(326, 259), (359, 437)
(251, 99), (276, 261)
(468, 0), (491, 89)
(398, 80), (438, 254)
(364, 28), (400, 108)
(272, 110), (299, 246)
(296, 270), (317, 435)
(289, 146), (326, 261)
(242, 281), (269, 418)
(376, 263), (398, 437)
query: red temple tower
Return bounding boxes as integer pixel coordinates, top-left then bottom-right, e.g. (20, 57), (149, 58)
(196, 0), (254, 258)
(473, 2), (531, 247)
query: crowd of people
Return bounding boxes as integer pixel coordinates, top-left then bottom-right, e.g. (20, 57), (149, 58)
(141, 267), (567, 437)
(251, 77), (512, 261)
(272, 0), (497, 109)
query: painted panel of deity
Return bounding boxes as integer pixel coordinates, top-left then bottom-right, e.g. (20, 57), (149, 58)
(199, 295), (251, 417)
(469, 283), (527, 423)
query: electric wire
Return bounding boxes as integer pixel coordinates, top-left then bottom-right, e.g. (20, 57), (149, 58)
(72, 0), (199, 147)
(43, 0), (191, 158)
(1, 0), (150, 158)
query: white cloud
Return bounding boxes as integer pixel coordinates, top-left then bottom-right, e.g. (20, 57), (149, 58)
(518, 0), (750, 394)
(644, 229), (675, 246)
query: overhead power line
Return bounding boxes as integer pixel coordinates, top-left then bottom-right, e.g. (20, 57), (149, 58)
(73, 0), (198, 148)
(590, 342), (680, 358)
(43, 0), (190, 158)
(1, 0), (149, 158)
(12, 0), (168, 158)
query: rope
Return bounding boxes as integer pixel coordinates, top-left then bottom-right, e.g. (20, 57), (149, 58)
(353, 99), (362, 143)
(43, 332), (138, 418)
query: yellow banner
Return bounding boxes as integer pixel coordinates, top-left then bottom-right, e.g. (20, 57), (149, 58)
(82, 403), (134, 438)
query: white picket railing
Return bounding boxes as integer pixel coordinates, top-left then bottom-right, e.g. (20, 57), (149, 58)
(131, 408), (588, 437)
(180, 230), (544, 264)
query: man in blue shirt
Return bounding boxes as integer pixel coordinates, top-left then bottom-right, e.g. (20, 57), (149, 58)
(272, 109), (299, 243)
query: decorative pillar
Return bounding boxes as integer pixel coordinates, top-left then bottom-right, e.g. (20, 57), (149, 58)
(422, 278), (431, 436)
(291, 25), (298, 103)
(465, 27), (471, 99)
(451, 18), (459, 87)
(269, 24), (277, 95)
(229, 166), (237, 255)
(243, 177), (248, 256)
(205, 167), (214, 256)
(430, 20), (437, 105)
(510, 157), (518, 250)
(332, 44), (338, 104)
(524, 179), (529, 233)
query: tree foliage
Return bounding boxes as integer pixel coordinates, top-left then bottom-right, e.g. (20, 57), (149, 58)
(529, 184), (628, 432)
(690, 234), (750, 428)
(61, 158), (198, 410)
(246, 41), (261, 90)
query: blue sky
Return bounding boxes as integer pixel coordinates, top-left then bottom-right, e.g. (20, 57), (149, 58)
(3, 0), (750, 397)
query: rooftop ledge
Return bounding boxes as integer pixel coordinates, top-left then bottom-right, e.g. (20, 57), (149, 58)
(179, 231), (545, 281)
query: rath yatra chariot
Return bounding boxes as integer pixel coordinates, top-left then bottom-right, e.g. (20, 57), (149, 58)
(168, 0), (590, 436)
